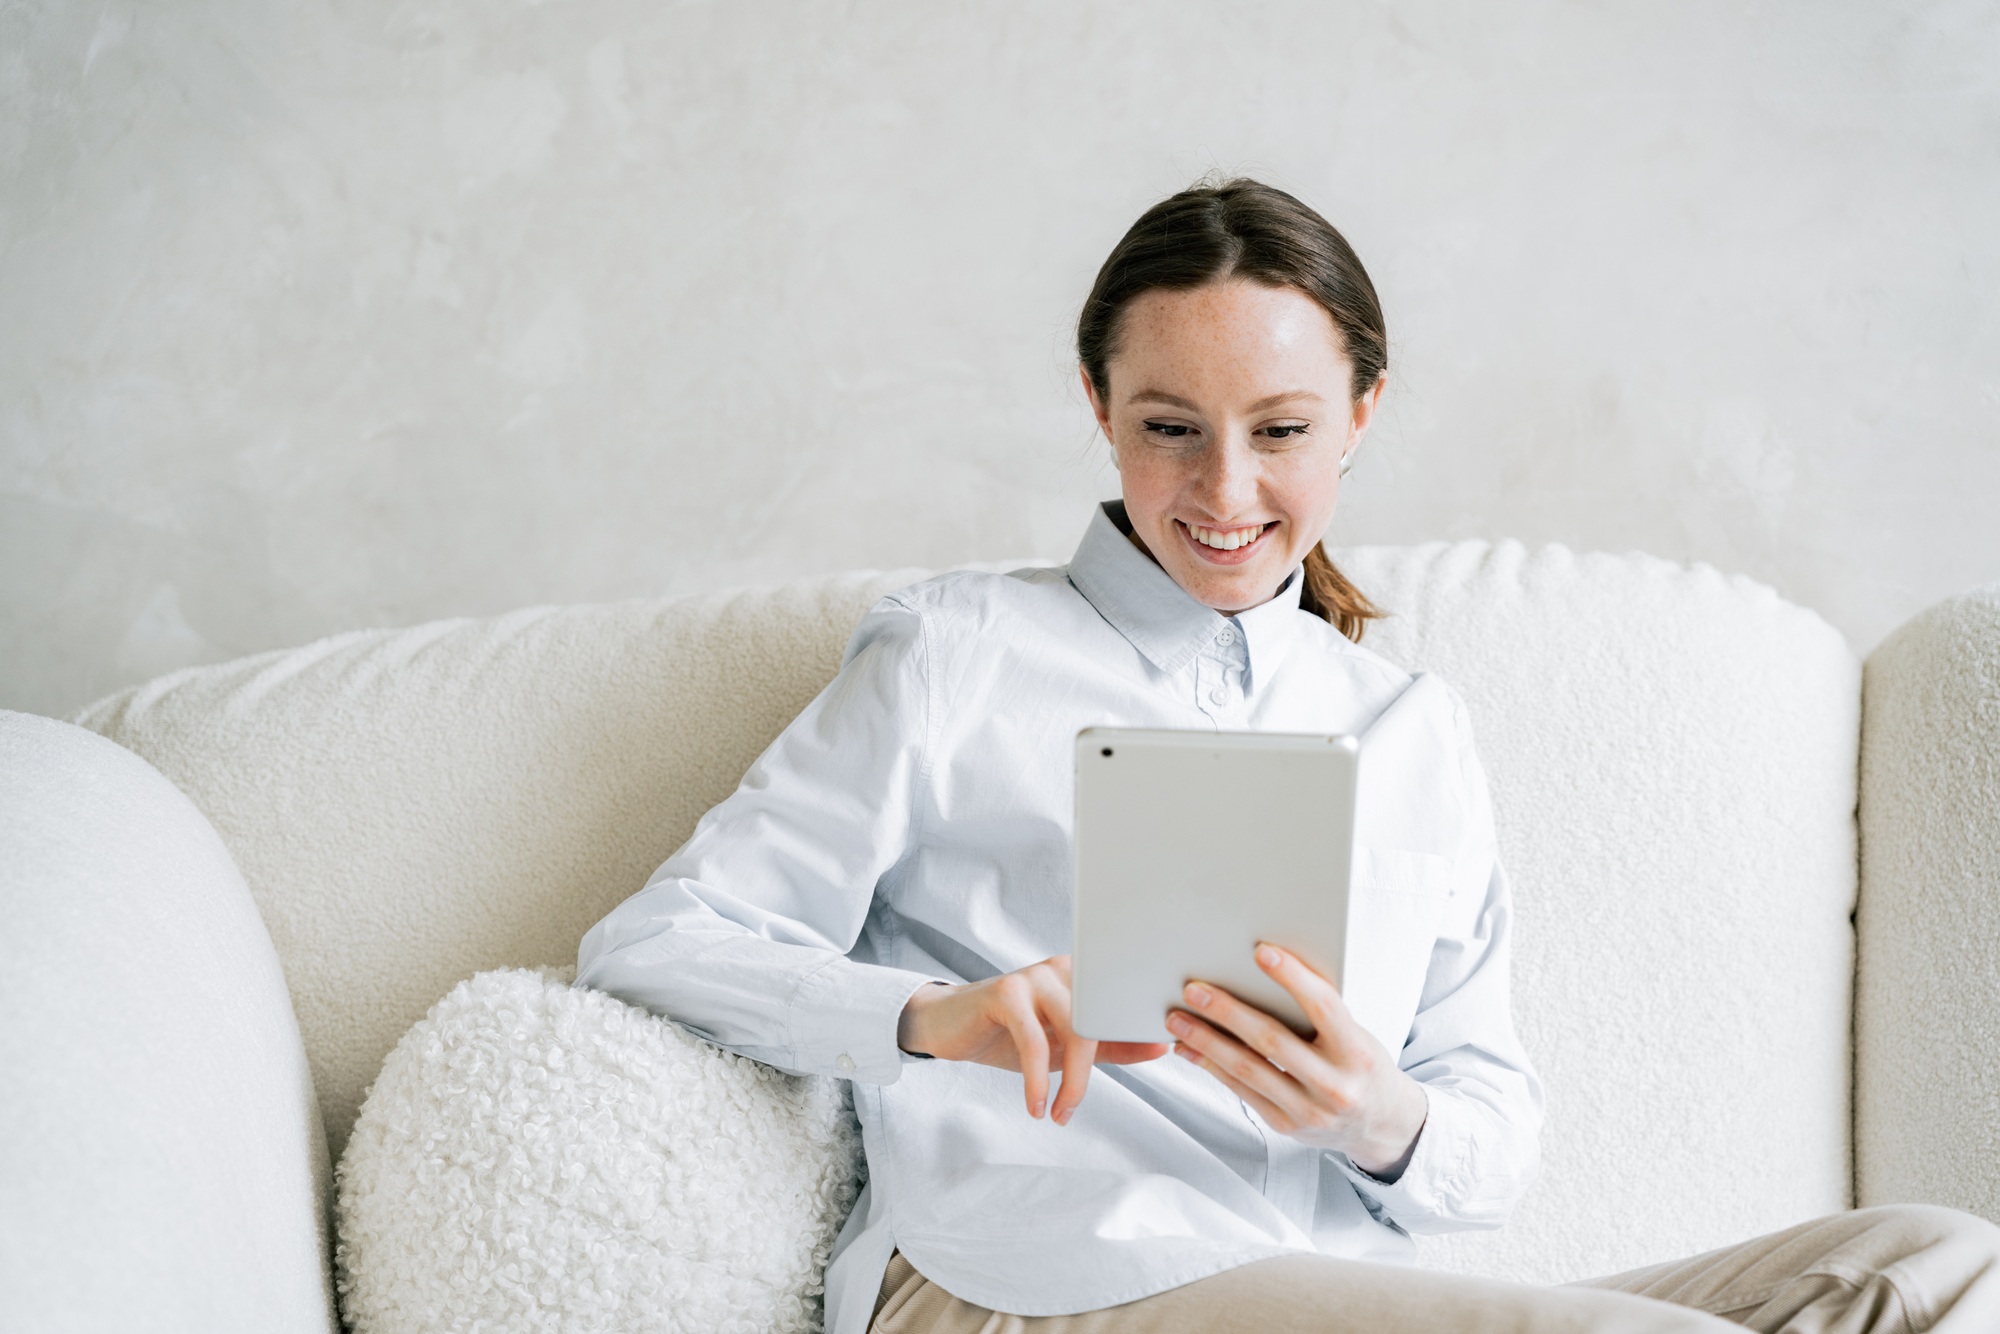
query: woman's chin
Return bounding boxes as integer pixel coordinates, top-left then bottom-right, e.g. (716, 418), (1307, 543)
(1168, 558), (1289, 614)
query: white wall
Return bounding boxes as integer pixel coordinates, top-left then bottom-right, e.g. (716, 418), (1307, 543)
(4, 0), (1995, 718)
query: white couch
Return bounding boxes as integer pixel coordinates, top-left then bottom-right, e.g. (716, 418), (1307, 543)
(3, 540), (1997, 1333)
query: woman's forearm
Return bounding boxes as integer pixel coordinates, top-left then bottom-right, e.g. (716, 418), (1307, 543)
(578, 874), (939, 1083)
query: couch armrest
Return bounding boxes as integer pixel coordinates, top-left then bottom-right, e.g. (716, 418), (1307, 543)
(0, 712), (336, 1333)
(1856, 585), (2000, 1219)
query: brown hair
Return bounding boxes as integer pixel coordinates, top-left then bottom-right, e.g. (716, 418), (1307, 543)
(1077, 177), (1386, 642)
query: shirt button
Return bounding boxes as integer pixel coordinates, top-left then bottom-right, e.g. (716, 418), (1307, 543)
(1215, 628), (1236, 646)
(836, 1053), (856, 1073)
(1209, 686), (1227, 705)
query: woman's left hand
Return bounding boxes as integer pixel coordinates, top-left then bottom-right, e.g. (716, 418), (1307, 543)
(1167, 943), (1429, 1179)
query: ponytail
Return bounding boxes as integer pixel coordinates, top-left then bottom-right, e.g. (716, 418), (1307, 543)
(1299, 544), (1382, 644)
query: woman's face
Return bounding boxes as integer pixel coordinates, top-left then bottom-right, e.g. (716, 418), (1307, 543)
(1085, 279), (1382, 614)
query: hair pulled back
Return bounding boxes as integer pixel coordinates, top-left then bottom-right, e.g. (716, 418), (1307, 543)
(1077, 177), (1385, 642)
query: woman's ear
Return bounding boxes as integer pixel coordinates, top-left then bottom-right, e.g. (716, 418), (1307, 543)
(1081, 366), (1120, 470)
(1347, 371), (1387, 449)
(1081, 366), (1115, 441)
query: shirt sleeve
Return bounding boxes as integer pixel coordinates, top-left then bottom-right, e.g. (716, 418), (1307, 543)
(1332, 690), (1545, 1233)
(575, 593), (946, 1084)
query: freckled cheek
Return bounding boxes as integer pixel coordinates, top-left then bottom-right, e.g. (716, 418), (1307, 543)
(1273, 458), (1342, 524)
(1114, 452), (1194, 520)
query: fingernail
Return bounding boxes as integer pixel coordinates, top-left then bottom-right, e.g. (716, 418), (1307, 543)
(1256, 945), (1282, 969)
(1175, 1044), (1200, 1063)
(1055, 1107), (1072, 1126)
(1185, 983), (1212, 1007)
(1166, 1012), (1190, 1036)
(1033, 1098), (1045, 1118)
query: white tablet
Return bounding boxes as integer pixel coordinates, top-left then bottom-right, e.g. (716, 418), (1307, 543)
(1070, 726), (1359, 1044)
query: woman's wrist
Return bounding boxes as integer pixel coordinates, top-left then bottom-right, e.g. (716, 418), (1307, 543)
(897, 981), (954, 1056)
(1346, 1074), (1429, 1181)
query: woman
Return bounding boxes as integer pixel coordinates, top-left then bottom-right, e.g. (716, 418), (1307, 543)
(579, 180), (1999, 1333)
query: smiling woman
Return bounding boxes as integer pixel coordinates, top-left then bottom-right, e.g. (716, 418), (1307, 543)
(1077, 180), (1385, 637)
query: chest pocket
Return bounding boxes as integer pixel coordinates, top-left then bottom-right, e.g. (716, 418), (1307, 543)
(1340, 674), (1467, 1056)
(1343, 846), (1455, 1055)
(1352, 846), (1455, 898)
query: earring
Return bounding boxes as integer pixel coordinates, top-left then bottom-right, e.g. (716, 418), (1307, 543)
(1339, 451), (1356, 476)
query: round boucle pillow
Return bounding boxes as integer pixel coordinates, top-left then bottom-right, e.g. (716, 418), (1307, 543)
(335, 968), (864, 1333)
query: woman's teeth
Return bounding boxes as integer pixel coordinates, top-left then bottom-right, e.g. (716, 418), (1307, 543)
(1188, 523), (1268, 551)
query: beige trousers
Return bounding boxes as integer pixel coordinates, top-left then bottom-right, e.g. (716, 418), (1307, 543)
(870, 1206), (2000, 1334)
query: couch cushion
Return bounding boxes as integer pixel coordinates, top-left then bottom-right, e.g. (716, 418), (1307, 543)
(77, 541), (1861, 1284)
(335, 967), (861, 1334)
(0, 711), (334, 1333)
(1855, 583), (2000, 1220)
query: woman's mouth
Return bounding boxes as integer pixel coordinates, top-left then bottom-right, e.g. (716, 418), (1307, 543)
(1178, 520), (1274, 565)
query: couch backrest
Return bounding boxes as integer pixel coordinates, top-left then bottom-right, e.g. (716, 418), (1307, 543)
(1340, 541), (1858, 1280)
(76, 570), (925, 1157)
(77, 540), (1860, 1283)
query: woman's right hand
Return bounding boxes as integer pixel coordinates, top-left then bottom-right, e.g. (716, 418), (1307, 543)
(896, 955), (1171, 1125)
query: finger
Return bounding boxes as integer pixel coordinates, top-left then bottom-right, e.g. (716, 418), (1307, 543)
(1096, 1041), (1173, 1064)
(1181, 979), (1336, 1087)
(996, 983), (1052, 1118)
(1175, 1038), (1300, 1132)
(1033, 953), (1095, 1124)
(1167, 1008), (1315, 1122)
(1255, 944), (1364, 1059)
(1051, 1033), (1096, 1126)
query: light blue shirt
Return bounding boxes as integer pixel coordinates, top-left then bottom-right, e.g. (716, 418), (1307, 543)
(577, 502), (1542, 1333)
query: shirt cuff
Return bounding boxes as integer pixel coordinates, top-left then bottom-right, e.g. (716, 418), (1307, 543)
(1333, 1083), (1475, 1224)
(788, 956), (944, 1084)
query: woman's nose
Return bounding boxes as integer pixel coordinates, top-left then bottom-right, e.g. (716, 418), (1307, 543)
(1190, 434), (1259, 514)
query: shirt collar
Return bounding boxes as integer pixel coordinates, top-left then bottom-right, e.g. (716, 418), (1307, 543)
(1066, 500), (1306, 681)
(1233, 557), (1306, 690)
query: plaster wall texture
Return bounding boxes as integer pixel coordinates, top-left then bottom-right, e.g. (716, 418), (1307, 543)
(2, 0), (1995, 717)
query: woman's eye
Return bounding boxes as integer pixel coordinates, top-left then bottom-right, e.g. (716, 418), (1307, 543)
(1261, 424), (1311, 440)
(1143, 421), (1194, 439)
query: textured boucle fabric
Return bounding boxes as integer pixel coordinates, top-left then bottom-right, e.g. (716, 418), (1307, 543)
(336, 967), (862, 1333)
(74, 570), (929, 1159)
(1338, 541), (1860, 1283)
(0, 710), (334, 1333)
(1856, 583), (2000, 1219)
